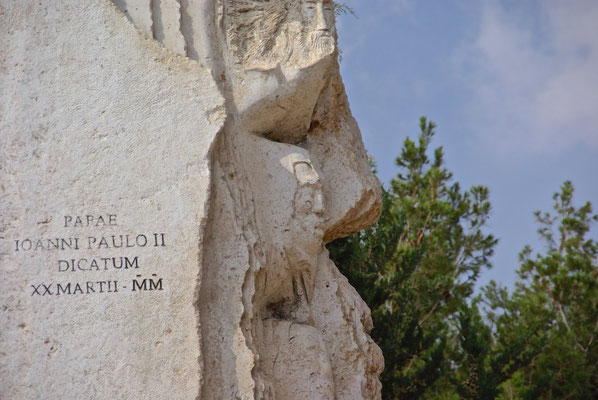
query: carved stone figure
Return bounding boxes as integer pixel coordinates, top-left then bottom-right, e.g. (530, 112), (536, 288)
(110, 0), (383, 398)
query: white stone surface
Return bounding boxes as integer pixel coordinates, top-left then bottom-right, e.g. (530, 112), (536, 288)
(153, 0), (186, 56)
(0, 1), (222, 399)
(1, 0), (384, 398)
(118, 0), (154, 37)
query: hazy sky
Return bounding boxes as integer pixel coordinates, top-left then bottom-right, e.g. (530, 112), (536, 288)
(336, 0), (598, 288)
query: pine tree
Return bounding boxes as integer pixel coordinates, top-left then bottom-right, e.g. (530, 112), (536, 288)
(329, 119), (596, 398)
(485, 181), (598, 399)
(445, 300), (544, 399)
(328, 117), (497, 398)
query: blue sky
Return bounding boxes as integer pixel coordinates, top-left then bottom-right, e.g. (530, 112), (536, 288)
(336, 0), (598, 289)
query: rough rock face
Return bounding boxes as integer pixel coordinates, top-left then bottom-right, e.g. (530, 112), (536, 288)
(0, 1), (384, 399)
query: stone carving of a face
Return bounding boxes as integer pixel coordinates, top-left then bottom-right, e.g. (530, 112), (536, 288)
(222, 0), (338, 140)
(223, 0), (336, 70)
(243, 136), (325, 317)
(218, 0), (384, 391)
(301, 0), (336, 61)
(291, 160), (325, 239)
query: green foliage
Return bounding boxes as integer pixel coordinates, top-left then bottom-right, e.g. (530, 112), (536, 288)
(447, 301), (544, 399)
(487, 181), (598, 399)
(328, 117), (498, 398)
(328, 117), (597, 398)
(450, 181), (598, 399)
(334, 2), (358, 18)
(390, 118), (497, 311)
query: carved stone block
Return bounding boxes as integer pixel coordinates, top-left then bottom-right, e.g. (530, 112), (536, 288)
(0, 1), (383, 398)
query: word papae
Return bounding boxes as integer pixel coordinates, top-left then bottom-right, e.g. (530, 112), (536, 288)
(63, 214), (117, 228)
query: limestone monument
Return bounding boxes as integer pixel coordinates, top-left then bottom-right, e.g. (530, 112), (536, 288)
(0, 1), (384, 399)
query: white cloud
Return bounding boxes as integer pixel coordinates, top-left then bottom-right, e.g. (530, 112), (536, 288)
(459, 0), (598, 155)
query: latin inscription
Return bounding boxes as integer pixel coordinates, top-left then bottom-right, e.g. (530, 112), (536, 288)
(10, 214), (168, 297)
